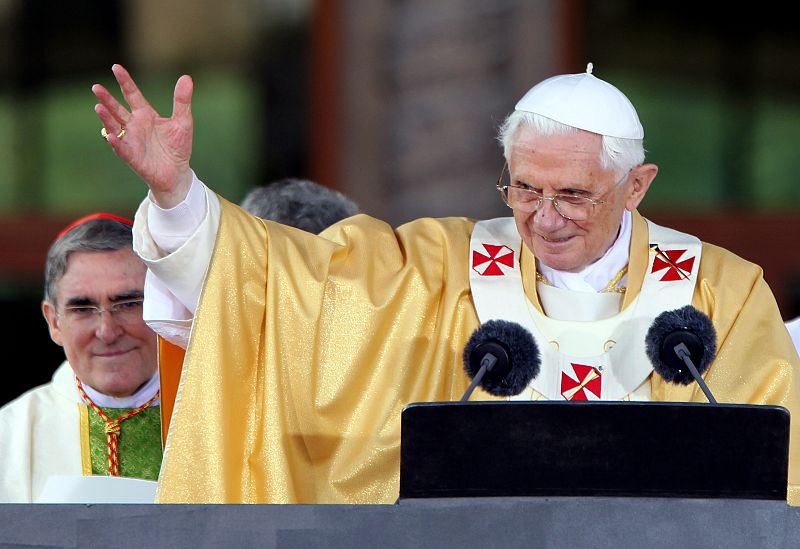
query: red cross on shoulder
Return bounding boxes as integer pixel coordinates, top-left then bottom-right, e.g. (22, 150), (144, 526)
(650, 246), (695, 282)
(472, 244), (515, 276)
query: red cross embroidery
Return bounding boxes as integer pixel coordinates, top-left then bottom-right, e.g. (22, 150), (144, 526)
(561, 363), (602, 400)
(650, 247), (695, 282)
(472, 244), (515, 276)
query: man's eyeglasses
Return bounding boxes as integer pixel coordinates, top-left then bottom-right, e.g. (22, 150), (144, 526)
(56, 298), (144, 325)
(496, 162), (631, 221)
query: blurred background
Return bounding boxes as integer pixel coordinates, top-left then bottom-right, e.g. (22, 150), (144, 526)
(2, 0), (800, 405)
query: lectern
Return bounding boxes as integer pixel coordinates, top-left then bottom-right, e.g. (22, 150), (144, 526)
(399, 401), (790, 501)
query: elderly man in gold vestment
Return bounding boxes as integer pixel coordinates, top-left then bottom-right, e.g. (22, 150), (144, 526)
(92, 63), (799, 504)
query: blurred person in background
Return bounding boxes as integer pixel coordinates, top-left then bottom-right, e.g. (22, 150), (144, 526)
(240, 177), (360, 234)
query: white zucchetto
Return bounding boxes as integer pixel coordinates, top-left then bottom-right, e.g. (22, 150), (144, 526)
(515, 63), (644, 140)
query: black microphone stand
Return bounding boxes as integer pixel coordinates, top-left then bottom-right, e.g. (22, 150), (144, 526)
(460, 354), (497, 402)
(674, 342), (717, 403)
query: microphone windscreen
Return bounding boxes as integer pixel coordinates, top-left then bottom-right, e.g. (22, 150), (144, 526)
(463, 320), (540, 396)
(645, 305), (717, 384)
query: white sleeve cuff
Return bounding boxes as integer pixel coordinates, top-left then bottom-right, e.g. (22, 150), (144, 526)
(133, 176), (221, 316)
(147, 172), (208, 254)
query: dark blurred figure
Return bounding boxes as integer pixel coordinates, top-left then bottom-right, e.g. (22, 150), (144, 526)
(240, 178), (360, 233)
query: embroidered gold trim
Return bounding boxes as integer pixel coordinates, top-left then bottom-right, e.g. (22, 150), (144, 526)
(78, 404), (92, 476)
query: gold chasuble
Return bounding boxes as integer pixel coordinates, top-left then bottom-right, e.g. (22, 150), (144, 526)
(157, 198), (800, 504)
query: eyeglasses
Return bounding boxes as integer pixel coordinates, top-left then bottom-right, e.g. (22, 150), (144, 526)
(496, 162), (631, 221)
(56, 298), (144, 326)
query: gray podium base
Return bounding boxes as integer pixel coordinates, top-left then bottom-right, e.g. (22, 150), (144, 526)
(0, 497), (798, 548)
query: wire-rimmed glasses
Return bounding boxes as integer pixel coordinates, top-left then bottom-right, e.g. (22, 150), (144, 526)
(496, 162), (631, 221)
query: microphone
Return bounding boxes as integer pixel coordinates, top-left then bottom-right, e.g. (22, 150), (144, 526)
(461, 320), (540, 401)
(645, 305), (718, 403)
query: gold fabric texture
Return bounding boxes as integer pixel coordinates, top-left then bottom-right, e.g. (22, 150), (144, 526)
(158, 200), (800, 504)
(78, 404), (92, 476)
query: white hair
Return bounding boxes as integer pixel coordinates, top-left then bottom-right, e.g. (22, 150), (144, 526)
(497, 111), (645, 177)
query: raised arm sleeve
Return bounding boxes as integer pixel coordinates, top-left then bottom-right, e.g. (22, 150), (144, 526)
(132, 172), (221, 347)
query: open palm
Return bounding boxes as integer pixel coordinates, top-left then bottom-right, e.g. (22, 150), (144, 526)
(92, 64), (194, 209)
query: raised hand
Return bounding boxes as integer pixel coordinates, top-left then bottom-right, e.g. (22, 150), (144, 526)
(92, 64), (195, 209)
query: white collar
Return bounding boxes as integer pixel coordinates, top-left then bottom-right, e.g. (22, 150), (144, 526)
(77, 369), (161, 409)
(537, 210), (631, 293)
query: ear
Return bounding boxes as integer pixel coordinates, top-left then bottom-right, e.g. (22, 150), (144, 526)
(624, 163), (658, 211)
(42, 301), (64, 347)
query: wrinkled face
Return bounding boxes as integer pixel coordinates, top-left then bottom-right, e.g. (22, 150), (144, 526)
(42, 248), (157, 397)
(509, 127), (645, 272)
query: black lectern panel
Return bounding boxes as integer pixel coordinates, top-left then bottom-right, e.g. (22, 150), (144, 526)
(399, 401), (790, 500)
